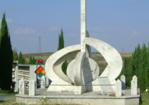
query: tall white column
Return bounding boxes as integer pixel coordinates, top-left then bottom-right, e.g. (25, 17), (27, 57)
(81, 0), (87, 52)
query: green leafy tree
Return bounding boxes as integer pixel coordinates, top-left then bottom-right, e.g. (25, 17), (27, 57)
(0, 14), (13, 90)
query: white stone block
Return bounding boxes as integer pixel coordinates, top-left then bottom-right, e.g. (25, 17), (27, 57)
(115, 79), (122, 97)
(45, 76), (51, 88)
(18, 78), (25, 95)
(131, 75), (138, 96)
(14, 66), (19, 92)
(29, 65), (37, 81)
(120, 75), (126, 95)
(40, 76), (46, 89)
(120, 75), (126, 89)
(29, 80), (36, 96)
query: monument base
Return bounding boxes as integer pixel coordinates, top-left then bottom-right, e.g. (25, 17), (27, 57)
(47, 85), (116, 95)
(16, 92), (140, 105)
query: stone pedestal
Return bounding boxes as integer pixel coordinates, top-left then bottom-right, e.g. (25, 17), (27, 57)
(16, 94), (140, 105)
(115, 80), (122, 97)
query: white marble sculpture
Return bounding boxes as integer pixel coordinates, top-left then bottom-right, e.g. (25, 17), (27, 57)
(45, 0), (123, 95)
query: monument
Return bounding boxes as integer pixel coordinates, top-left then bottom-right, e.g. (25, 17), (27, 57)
(16, 0), (140, 105)
(46, 0), (123, 95)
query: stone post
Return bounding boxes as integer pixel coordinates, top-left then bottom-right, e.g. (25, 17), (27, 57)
(14, 66), (19, 92)
(29, 79), (36, 96)
(120, 75), (126, 95)
(131, 75), (138, 96)
(18, 78), (25, 95)
(115, 79), (122, 97)
(120, 75), (126, 90)
(40, 76), (46, 89)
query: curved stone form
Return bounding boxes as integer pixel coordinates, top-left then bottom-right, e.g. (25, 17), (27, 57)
(85, 37), (123, 93)
(67, 52), (99, 85)
(85, 37), (123, 81)
(45, 45), (80, 86)
(46, 37), (123, 94)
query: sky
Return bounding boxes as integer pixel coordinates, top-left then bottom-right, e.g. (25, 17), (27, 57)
(0, 0), (149, 53)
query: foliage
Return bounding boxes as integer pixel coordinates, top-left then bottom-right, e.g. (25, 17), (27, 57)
(62, 60), (68, 74)
(0, 90), (14, 96)
(57, 29), (68, 74)
(57, 29), (64, 50)
(121, 57), (132, 87)
(0, 14), (13, 90)
(13, 49), (18, 61)
(122, 44), (149, 92)
(28, 57), (36, 64)
(18, 52), (26, 64)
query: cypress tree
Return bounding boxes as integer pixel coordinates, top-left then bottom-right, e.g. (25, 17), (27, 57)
(58, 29), (64, 50)
(141, 44), (148, 91)
(122, 44), (149, 92)
(13, 49), (18, 61)
(62, 60), (68, 74)
(147, 44), (149, 88)
(122, 43), (149, 92)
(18, 52), (25, 64)
(0, 14), (13, 90)
(29, 57), (36, 64)
(122, 57), (132, 87)
(57, 29), (68, 74)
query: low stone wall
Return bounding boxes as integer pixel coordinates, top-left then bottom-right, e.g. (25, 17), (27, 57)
(16, 94), (140, 105)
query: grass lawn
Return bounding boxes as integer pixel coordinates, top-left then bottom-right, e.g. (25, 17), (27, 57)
(0, 90), (15, 96)
(141, 92), (149, 105)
